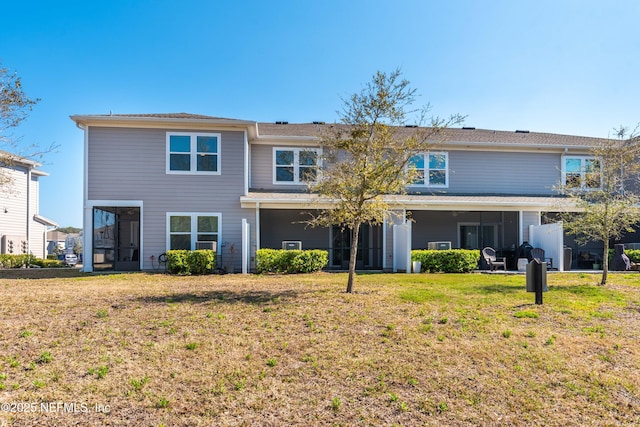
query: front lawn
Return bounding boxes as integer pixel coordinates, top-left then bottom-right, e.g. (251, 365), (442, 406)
(0, 272), (639, 426)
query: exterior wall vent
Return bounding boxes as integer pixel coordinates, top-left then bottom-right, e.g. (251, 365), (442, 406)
(282, 240), (302, 250)
(312, 121), (325, 125)
(462, 127), (476, 130)
(275, 121), (289, 125)
(195, 241), (217, 251)
(515, 130), (530, 133)
(428, 241), (452, 250)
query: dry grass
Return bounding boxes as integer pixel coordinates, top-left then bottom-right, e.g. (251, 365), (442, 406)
(0, 271), (639, 426)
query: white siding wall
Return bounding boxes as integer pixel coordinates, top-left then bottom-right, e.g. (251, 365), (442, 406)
(522, 211), (541, 242)
(0, 165), (47, 257)
(1, 166), (28, 254)
(29, 174), (47, 258)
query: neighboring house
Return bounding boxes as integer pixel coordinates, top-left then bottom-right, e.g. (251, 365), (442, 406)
(71, 113), (629, 273)
(46, 230), (67, 254)
(65, 232), (82, 255)
(1, 151), (57, 258)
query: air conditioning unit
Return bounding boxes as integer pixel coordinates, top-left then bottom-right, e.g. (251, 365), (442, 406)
(282, 240), (302, 250)
(428, 241), (451, 250)
(195, 241), (217, 251)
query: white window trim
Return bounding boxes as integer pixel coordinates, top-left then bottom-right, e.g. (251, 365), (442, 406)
(407, 151), (449, 188)
(166, 132), (222, 175)
(561, 155), (602, 190)
(272, 147), (321, 185)
(166, 212), (222, 251)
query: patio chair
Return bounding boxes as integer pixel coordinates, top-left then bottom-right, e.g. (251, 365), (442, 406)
(482, 247), (507, 271)
(530, 247), (553, 269)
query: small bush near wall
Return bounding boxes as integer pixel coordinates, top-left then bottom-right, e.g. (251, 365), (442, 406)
(411, 249), (480, 273)
(166, 250), (216, 275)
(31, 258), (65, 268)
(256, 249), (328, 274)
(0, 254), (65, 268)
(623, 249), (640, 264)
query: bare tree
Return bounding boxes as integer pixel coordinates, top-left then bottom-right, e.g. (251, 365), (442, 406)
(0, 60), (41, 188)
(307, 69), (464, 293)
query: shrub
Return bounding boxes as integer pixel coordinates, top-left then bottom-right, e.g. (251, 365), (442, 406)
(166, 250), (216, 275)
(411, 249), (480, 273)
(30, 258), (65, 268)
(624, 249), (640, 264)
(256, 249), (328, 274)
(0, 254), (64, 268)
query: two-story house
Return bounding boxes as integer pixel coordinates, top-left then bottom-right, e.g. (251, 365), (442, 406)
(1, 151), (57, 258)
(71, 113), (618, 273)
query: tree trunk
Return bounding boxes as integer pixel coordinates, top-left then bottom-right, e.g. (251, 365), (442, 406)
(346, 223), (361, 293)
(600, 239), (609, 286)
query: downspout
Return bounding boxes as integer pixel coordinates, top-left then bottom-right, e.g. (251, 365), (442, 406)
(518, 211), (523, 245)
(255, 202), (260, 251)
(244, 130), (249, 196)
(382, 215), (387, 271)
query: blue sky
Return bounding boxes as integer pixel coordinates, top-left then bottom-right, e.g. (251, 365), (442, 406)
(1, 0), (639, 228)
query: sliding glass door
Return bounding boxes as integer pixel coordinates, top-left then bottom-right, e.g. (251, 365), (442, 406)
(459, 224), (497, 250)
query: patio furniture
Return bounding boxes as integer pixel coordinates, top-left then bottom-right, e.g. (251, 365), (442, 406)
(530, 247), (553, 270)
(611, 244), (631, 271)
(482, 247), (507, 271)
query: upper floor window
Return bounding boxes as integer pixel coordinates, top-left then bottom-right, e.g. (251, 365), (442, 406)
(273, 147), (320, 184)
(562, 156), (601, 189)
(408, 152), (448, 187)
(167, 212), (220, 250)
(167, 132), (221, 175)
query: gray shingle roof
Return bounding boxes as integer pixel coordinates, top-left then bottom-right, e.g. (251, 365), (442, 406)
(97, 112), (248, 121)
(70, 113), (614, 148)
(256, 123), (613, 147)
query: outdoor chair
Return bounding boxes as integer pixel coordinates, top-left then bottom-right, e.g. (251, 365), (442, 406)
(530, 247), (553, 269)
(482, 247), (507, 271)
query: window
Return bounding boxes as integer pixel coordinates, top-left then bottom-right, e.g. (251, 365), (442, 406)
(273, 147), (320, 184)
(562, 156), (601, 189)
(167, 132), (221, 174)
(409, 152), (448, 187)
(167, 213), (220, 250)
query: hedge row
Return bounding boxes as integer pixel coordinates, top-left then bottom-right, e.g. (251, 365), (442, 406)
(411, 249), (480, 273)
(0, 254), (65, 268)
(166, 250), (216, 275)
(256, 249), (328, 274)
